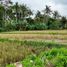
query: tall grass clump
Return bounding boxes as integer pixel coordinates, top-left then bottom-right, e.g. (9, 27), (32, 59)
(21, 48), (67, 67)
(0, 38), (66, 66)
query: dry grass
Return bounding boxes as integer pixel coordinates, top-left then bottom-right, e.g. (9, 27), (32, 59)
(0, 34), (67, 40)
(1, 40), (66, 66)
(0, 30), (67, 66)
(0, 30), (67, 43)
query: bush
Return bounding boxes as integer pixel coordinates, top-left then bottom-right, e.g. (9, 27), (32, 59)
(15, 20), (29, 31)
(44, 48), (67, 67)
(6, 64), (15, 67)
(48, 20), (61, 29)
(0, 27), (5, 32)
(22, 48), (67, 67)
(28, 23), (48, 30)
(5, 20), (29, 31)
(5, 20), (16, 31)
(35, 23), (48, 30)
(22, 55), (44, 67)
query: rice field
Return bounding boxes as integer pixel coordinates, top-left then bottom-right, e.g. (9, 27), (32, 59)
(0, 30), (67, 44)
(0, 30), (67, 67)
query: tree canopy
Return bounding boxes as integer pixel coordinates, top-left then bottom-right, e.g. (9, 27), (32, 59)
(0, 1), (67, 31)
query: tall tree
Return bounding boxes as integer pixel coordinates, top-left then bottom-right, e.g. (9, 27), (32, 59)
(11, 2), (20, 23)
(0, 4), (5, 27)
(35, 10), (43, 22)
(53, 11), (60, 19)
(20, 4), (32, 20)
(11, 3), (32, 22)
(15, 2), (19, 22)
(45, 5), (51, 15)
(0, 0), (12, 21)
(27, 9), (33, 18)
(61, 16), (67, 29)
(43, 5), (51, 23)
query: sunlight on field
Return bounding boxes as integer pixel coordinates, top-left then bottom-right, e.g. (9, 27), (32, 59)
(0, 30), (67, 44)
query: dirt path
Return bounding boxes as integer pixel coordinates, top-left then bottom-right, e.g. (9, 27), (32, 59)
(14, 62), (23, 67)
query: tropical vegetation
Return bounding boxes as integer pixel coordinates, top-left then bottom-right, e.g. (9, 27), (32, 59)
(0, 0), (67, 32)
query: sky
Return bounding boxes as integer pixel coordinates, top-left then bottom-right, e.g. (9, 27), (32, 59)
(11, 0), (67, 16)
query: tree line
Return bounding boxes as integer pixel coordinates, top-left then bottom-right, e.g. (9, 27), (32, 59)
(0, 0), (67, 31)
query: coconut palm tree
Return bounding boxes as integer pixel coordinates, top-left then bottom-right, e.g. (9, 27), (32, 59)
(35, 10), (42, 22)
(43, 5), (51, 23)
(45, 5), (51, 15)
(53, 11), (60, 19)
(12, 2), (19, 23)
(20, 4), (32, 20)
(27, 9), (33, 18)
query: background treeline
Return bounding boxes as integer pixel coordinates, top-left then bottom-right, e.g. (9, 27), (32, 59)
(0, 0), (67, 31)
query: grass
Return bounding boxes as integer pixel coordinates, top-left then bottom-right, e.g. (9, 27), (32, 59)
(0, 31), (67, 43)
(1, 30), (67, 35)
(0, 38), (66, 66)
(21, 48), (67, 67)
(0, 30), (67, 67)
(6, 48), (67, 67)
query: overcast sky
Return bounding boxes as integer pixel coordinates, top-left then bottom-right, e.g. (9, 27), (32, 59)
(11, 0), (67, 16)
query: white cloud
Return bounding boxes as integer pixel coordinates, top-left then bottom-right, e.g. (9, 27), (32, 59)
(11, 0), (67, 16)
(53, 0), (67, 5)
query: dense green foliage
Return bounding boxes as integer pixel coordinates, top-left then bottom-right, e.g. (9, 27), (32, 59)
(6, 64), (15, 67)
(0, 0), (67, 31)
(22, 48), (67, 67)
(6, 48), (67, 67)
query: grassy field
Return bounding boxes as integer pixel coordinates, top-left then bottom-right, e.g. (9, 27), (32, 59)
(0, 30), (67, 44)
(0, 30), (67, 67)
(1, 30), (67, 34)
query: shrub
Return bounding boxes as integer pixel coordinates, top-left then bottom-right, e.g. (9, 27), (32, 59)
(35, 23), (48, 30)
(6, 64), (15, 67)
(48, 20), (61, 30)
(22, 48), (67, 67)
(28, 23), (48, 30)
(15, 20), (29, 31)
(0, 27), (5, 32)
(22, 55), (44, 67)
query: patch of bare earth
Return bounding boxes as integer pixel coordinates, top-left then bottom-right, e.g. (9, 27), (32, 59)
(14, 62), (23, 67)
